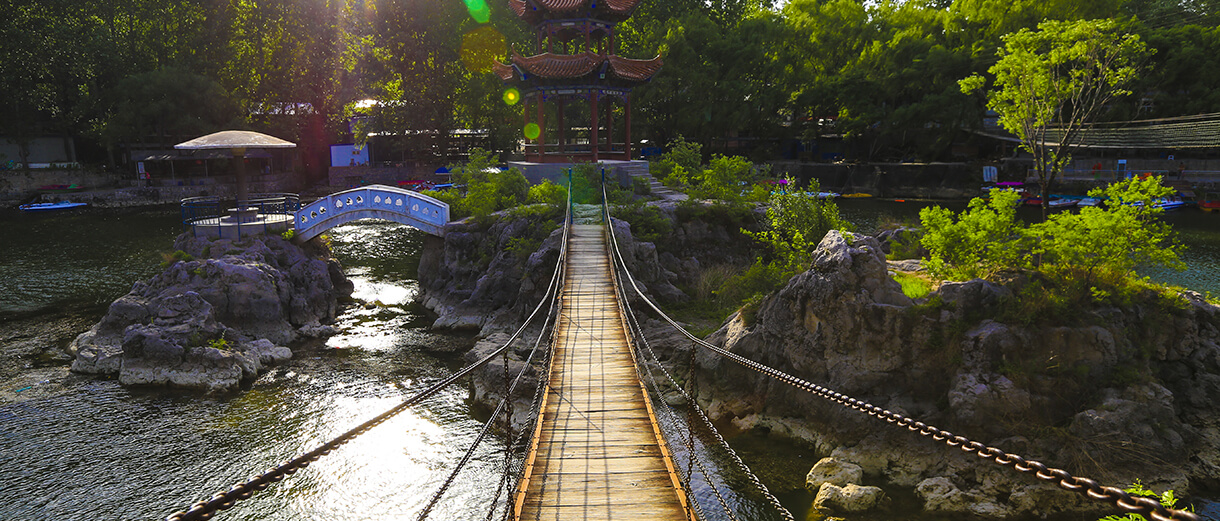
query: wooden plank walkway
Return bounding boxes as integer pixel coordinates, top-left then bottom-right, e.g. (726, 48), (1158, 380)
(513, 224), (691, 520)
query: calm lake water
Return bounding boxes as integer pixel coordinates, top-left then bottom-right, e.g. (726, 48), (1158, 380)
(0, 202), (1215, 520)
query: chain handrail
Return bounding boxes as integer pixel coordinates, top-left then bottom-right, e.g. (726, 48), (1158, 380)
(601, 188), (1199, 521)
(166, 197), (573, 521)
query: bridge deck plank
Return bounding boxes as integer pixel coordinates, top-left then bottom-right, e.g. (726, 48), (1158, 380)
(515, 224), (689, 521)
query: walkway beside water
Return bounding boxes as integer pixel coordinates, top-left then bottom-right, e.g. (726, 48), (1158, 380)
(513, 224), (690, 520)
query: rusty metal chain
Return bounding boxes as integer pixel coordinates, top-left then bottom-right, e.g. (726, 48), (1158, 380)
(168, 194), (574, 521)
(600, 185), (1198, 521)
(617, 259), (793, 521)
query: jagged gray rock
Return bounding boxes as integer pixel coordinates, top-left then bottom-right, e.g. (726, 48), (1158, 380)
(805, 457), (864, 493)
(691, 230), (1220, 518)
(813, 483), (889, 514)
(70, 234), (350, 391)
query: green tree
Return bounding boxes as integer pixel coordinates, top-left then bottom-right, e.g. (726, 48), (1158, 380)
(692, 154), (754, 201)
(97, 67), (239, 153)
(746, 178), (853, 273)
(919, 188), (1029, 280)
(960, 19), (1151, 219)
(528, 179), (568, 208)
(651, 135), (703, 187)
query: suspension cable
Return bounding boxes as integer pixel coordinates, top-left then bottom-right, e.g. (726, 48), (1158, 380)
(600, 189), (1198, 521)
(167, 198), (573, 521)
(419, 195), (572, 521)
(602, 191), (794, 520)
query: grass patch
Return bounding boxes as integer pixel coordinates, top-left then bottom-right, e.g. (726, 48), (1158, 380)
(894, 272), (931, 299)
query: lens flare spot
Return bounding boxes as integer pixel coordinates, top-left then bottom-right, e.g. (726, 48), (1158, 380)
(463, 0), (492, 23)
(503, 88), (521, 106)
(524, 123), (541, 140)
(459, 26), (506, 73)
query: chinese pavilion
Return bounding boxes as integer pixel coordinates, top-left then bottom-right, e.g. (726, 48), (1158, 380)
(494, 0), (662, 162)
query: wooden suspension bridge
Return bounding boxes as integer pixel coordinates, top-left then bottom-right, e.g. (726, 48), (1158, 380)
(513, 224), (692, 520)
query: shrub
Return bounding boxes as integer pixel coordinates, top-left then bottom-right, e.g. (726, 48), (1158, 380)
(1029, 176), (1183, 297)
(887, 229), (925, 261)
(919, 188), (1028, 280)
(691, 154), (754, 202)
(612, 201), (672, 243)
(632, 176), (651, 195)
(160, 250), (194, 269)
(746, 178), (853, 274)
(528, 179), (568, 208)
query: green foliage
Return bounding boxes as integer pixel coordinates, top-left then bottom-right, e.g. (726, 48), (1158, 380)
(160, 250), (194, 269)
(922, 178), (1185, 316)
(504, 236), (542, 262)
(208, 338), (230, 351)
(893, 272), (932, 299)
(280, 229), (296, 241)
(887, 229), (925, 261)
(612, 201), (672, 243)
(527, 180), (568, 208)
(746, 178), (853, 274)
(652, 136), (703, 188)
(631, 176), (652, 196)
(427, 148), (532, 220)
(690, 154), (755, 202)
(1029, 176), (1184, 294)
(920, 189), (1029, 280)
(1098, 481), (1187, 521)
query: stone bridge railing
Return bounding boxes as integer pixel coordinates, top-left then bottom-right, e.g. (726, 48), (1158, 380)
(294, 185), (449, 240)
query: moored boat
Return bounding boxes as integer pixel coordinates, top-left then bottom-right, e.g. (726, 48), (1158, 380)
(19, 201), (88, 212)
(1047, 198), (1079, 209)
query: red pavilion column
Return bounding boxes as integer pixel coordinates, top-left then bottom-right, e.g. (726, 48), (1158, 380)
(537, 93), (546, 162)
(591, 91), (600, 162)
(558, 99), (566, 154)
(524, 96), (530, 159)
(625, 94), (633, 160)
(606, 98), (614, 157)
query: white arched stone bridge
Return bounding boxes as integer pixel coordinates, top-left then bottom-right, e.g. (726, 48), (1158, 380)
(294, 185), (450, 241)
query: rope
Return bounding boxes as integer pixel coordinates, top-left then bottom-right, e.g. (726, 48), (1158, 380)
(167, 198), (573, 521)
(600, 187), (1199, 521)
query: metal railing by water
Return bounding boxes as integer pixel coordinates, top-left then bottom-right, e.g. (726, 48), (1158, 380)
(180, 193), (300, 240)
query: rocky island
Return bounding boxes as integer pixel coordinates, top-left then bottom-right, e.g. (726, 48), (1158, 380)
(69, 233), (353, 392)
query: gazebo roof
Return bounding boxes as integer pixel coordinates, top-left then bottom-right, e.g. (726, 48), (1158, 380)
(509, 0), (644, 25)
(493, 52), (662, 85)
(174, 130), (296, 150)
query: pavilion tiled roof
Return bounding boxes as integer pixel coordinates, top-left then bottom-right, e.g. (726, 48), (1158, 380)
(493, 52), (662, 84)
(509, 0), (644, 24)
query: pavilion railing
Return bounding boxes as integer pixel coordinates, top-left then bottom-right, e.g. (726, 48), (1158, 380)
(180, 193), (300, 239)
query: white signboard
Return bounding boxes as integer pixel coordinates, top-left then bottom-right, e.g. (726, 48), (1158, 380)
(330, 144), (369, 167)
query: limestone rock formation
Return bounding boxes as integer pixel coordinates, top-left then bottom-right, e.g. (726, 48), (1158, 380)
(691, 230), (1220, 518)
(70, 233), (351, 391)
(813, 483), (890, 514)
